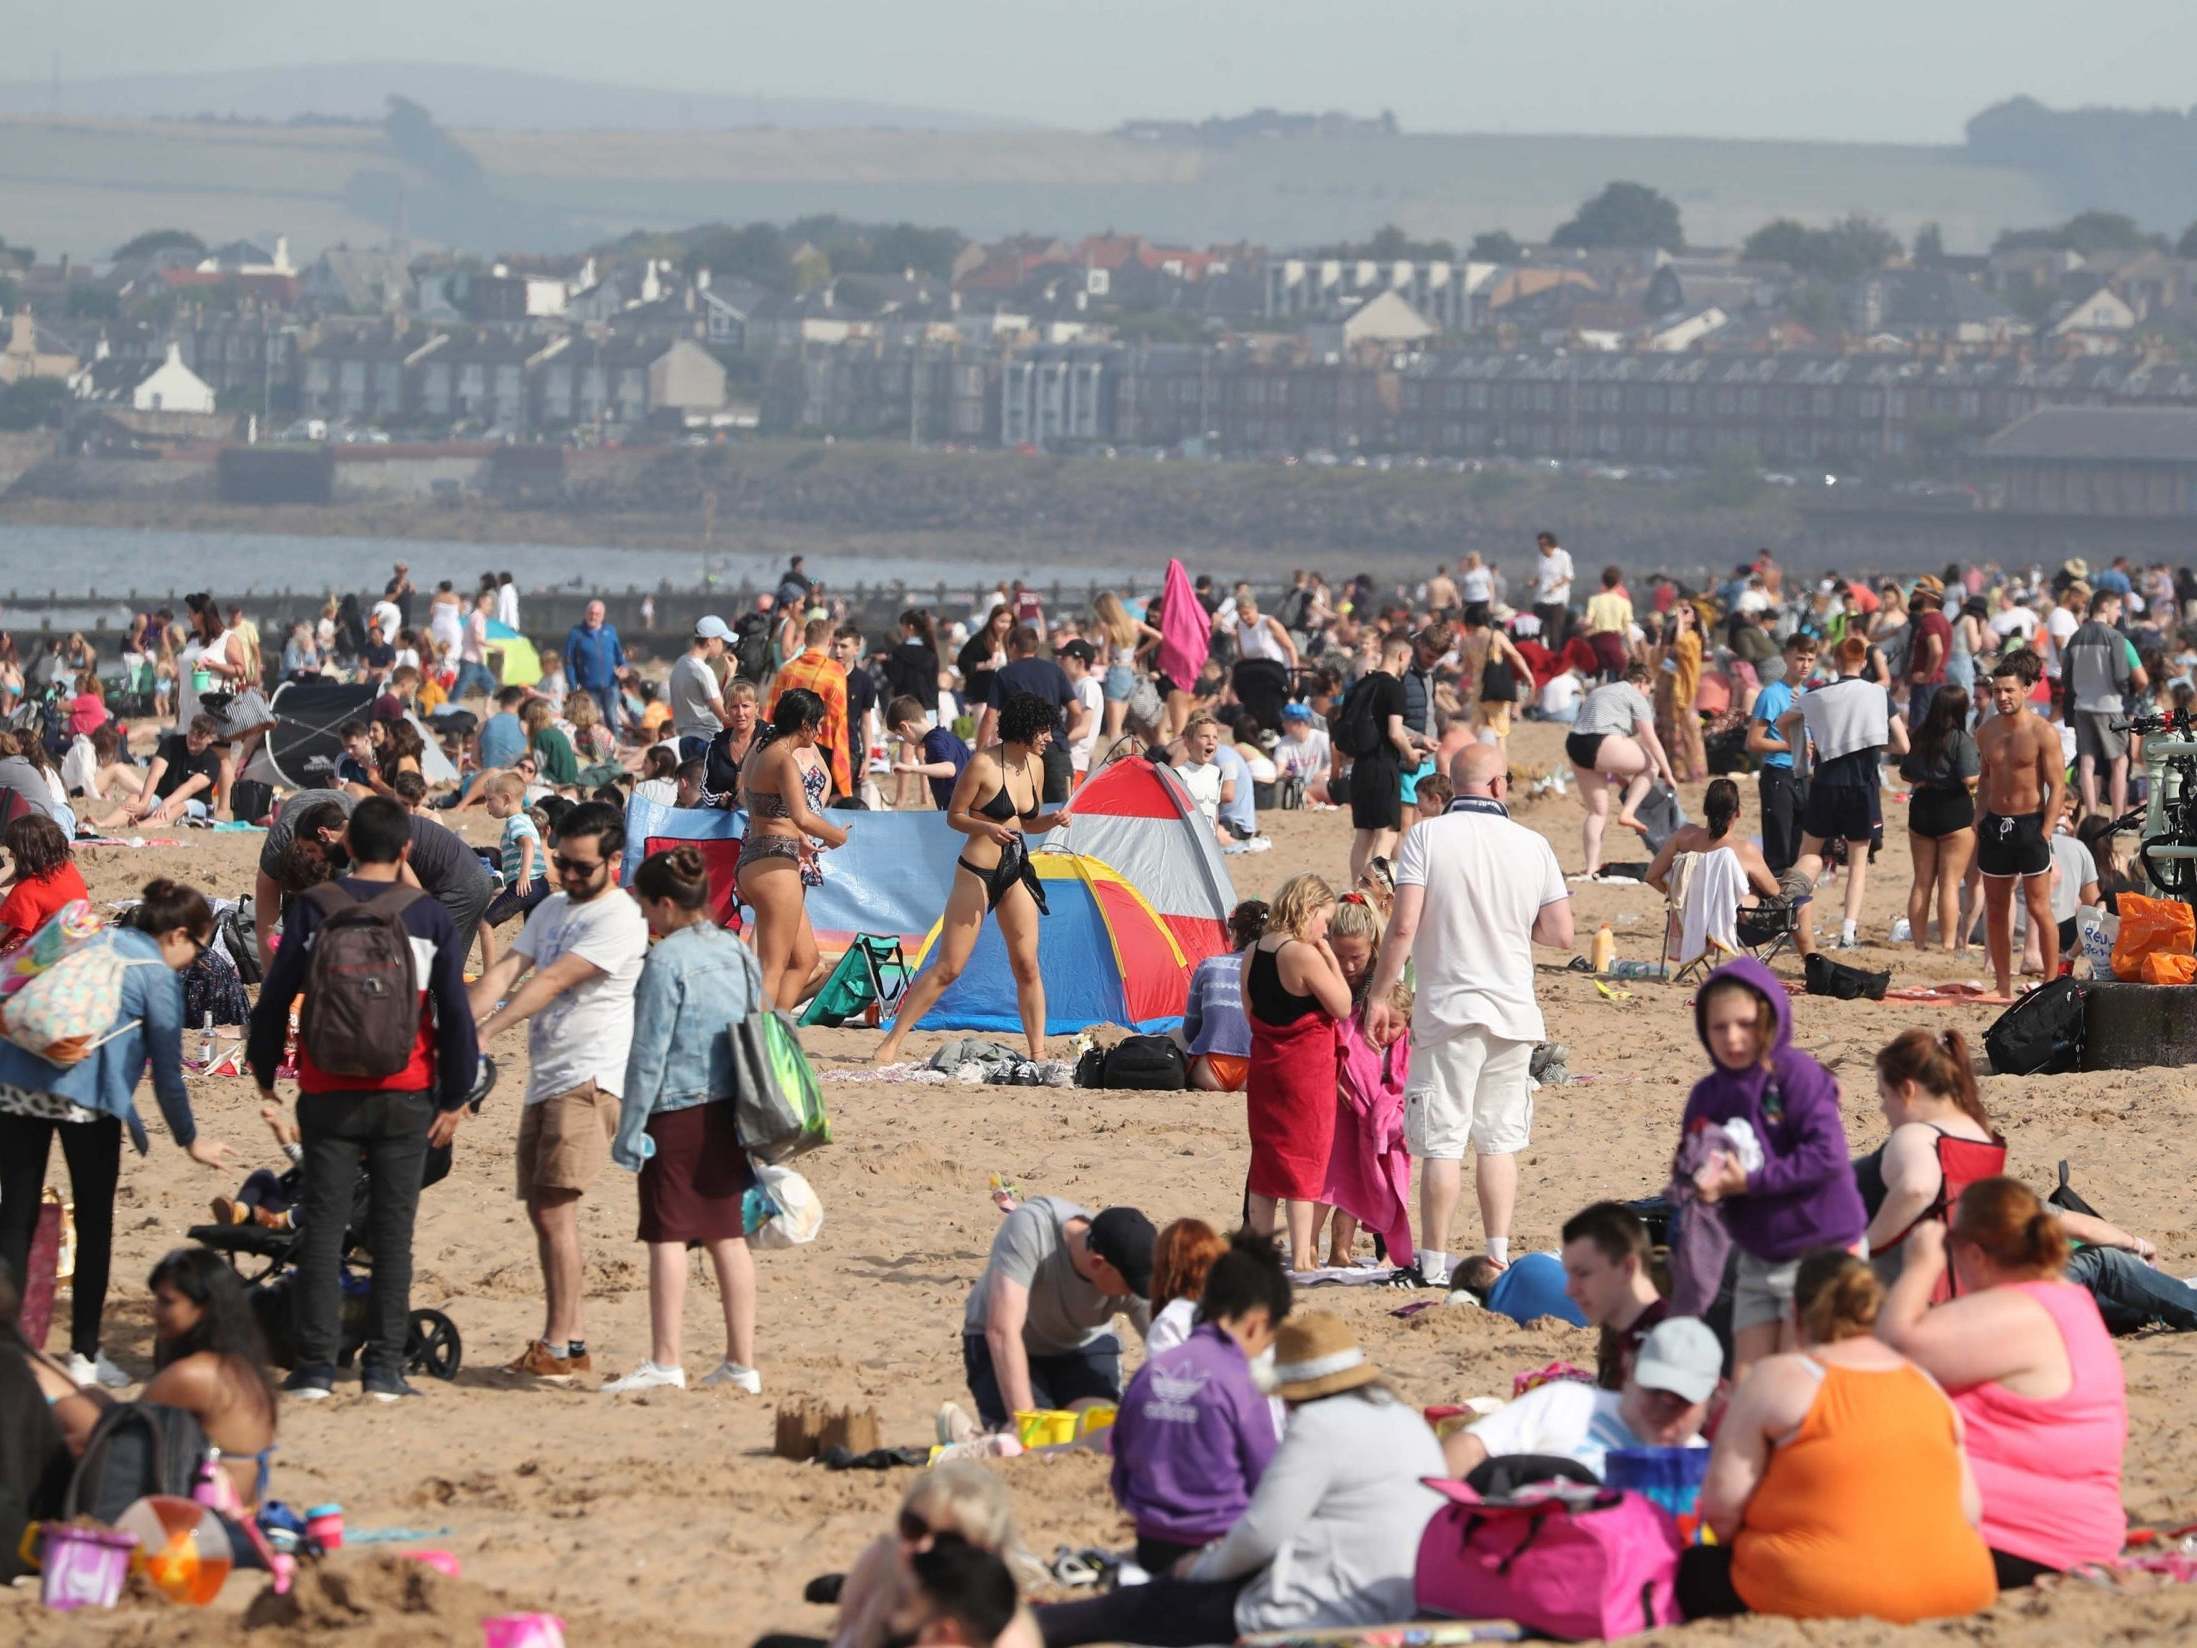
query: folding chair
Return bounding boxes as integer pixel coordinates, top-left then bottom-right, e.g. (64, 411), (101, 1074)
(799, 933), (909, 1029)
(1665, 848), (1749, 984)
(1735, 896), (1801, 969)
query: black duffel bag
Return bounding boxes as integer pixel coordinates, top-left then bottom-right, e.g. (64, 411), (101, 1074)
(1096, 1035), (1189, 1091)
(1803, 951), (1889, 1002)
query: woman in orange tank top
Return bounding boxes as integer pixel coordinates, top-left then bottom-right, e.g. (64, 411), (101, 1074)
(1681, 1251), (1995, 1623)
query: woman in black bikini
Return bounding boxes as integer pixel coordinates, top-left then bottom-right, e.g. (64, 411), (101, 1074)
(1898, 686), (1979, 955)
(736, 689), (849, 1009)
(874, 693), (1068, 1063)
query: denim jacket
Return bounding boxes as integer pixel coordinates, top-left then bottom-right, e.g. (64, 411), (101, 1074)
(0, 927), (195, 1154)
(612, 922), (760, 1171)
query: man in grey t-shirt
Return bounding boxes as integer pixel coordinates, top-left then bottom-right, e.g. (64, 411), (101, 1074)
(667, 618), (731, 763)
(961, 1196), (1154, 1429)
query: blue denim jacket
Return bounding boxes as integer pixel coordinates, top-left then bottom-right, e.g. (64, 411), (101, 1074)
(0, 927), (195, 1154)
(612, 922), (760, 1171)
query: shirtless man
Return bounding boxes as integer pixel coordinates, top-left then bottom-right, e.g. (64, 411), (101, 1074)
(1975, 656), (2066, 998)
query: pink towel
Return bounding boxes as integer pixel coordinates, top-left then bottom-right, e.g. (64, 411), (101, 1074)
(1321, 1019), (1415, 1266)
(1158, 557), (1210, 689)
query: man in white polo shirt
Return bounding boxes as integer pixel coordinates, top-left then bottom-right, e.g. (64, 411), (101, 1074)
(1367, 743), (1572, 1289)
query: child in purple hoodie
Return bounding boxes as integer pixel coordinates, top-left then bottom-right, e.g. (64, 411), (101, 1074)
(1679, 957), (1865, 1378)
(1109, 1232), (1291, 1575)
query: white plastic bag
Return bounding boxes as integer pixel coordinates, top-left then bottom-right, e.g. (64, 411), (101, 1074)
(2075, 905), (2119, 979)
(748, 1162), (824, 1250)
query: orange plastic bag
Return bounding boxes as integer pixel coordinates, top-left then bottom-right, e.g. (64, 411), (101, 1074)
(2141, 952), (2197, 986)
(2112, 893), (2196, 982)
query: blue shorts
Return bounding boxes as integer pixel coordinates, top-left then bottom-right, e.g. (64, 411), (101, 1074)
(1103, 664), (1137, 703)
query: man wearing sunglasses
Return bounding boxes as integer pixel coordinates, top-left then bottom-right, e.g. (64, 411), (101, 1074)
(468, 800), (648, 1386)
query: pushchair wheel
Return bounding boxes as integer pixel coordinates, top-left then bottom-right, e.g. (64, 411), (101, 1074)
(406, 1308), (463, 1380)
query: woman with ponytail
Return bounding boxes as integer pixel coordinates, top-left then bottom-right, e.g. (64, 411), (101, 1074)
(736, 687), (849, 1009)
(1878, 1178), (2128, 1588)
(1857, 1029), (2003, 1280)
(1683, 1250), (1994, 1622)
(604, 845), (766, 1396)
(1645, 776), (1782, 905)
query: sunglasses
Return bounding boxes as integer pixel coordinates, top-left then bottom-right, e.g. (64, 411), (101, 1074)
(551, 855), (606, 877)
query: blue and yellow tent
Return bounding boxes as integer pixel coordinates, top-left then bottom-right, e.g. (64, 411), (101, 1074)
(912, 852), (1192, 1035)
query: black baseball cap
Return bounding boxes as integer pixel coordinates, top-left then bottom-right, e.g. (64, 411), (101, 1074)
(1087, 1207), (1156, 1297)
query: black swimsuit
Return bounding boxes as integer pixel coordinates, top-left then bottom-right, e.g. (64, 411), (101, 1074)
(957, 760), (1051, 915)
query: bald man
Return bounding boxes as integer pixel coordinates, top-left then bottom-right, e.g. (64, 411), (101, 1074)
(1367, 740), (1573, 1291)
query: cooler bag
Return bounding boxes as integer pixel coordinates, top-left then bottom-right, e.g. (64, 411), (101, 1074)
(1415, 1479), (1682, 1640)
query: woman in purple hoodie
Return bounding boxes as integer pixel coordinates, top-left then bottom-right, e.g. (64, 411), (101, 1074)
(1680, 957), (1865, 1379)
(1109, 1233), (1291, 1575)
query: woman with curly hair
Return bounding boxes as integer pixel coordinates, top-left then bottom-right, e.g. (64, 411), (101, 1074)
(874, 692), (1069, 1064)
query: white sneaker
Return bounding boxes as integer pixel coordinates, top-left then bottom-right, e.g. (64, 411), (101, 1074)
(1445, 1289), (1482, 1309)
(602, 1360), (686, 1394)
(65, 1352), (131, 1389)
(698, 1361), (762, 1394)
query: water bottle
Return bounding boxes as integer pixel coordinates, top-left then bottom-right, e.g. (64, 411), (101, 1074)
(1589, 923), (1615, 975)
(198, 1012), (215, 1069)
(1609, 958), (1663, 980)
(1889, 917), (1912, 944)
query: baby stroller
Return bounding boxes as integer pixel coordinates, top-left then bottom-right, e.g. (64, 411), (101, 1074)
(185, 1059), (498, 1383)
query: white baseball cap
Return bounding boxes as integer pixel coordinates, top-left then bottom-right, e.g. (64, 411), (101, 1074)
(694, 616), (732, 641)
(1632, 1317), (1722, 1403)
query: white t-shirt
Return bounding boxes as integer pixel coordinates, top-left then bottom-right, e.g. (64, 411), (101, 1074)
(1991, 606), (2040, 641)
(1534, 548), (1575, 605)
(2045, 606), (2080, 677)
(2051, 833), (2098, 924)
(512, 890), (650, 1104)
(1067, 675), (1104, 772)
(1276, 728), (1332, 779)
(429, 598), (464, 656)
(496, 583), (520, 629)
(1177, 758), (1223, 821)
(371, 600), (403, 645)
(1395, 804), (1566, 1045)
(1464, 1379), (1704, 1482)
(1538, 673), (1583, 720)
(1460, 566), (1493, 604)
(175, 631), (230, 730)
(462, 609), (489, 666)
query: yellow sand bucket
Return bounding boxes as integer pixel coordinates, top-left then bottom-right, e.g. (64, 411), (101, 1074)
(1013, 1409), (1079, 1448)
(1075, 1405), (1117, 1439)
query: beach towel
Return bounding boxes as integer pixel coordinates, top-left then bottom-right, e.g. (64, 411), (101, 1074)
(1677, 847), (1747, 968)
(1321, 1018), (1415, 1267)
(1157, 557), (1211, 690)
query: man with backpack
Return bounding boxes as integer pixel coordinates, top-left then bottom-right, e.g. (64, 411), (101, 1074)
(467, 801), (648, 1385)
(247, 797), (480, 1403)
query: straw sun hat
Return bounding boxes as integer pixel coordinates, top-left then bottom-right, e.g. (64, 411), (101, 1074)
(1267, 1311), (1382, 1401)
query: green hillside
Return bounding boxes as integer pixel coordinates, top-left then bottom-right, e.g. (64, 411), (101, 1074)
(0, 115), (2068, 261)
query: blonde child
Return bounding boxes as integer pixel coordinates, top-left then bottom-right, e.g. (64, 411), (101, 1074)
(479, 773), (546, 963)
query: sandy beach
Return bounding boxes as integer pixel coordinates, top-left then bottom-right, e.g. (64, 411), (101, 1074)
(8, 716), (2197, 1646)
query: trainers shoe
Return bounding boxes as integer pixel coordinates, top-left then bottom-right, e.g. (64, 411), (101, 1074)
(362, 1371), (423, 1403)
(603, 1360), (687, 1394)
(936, 1400), (979, 1445)
(65, 1351), (132, 1389)
(503, 1341), (578, 1383)
(282, 1367), (335, 1401)
(698, 1360), (762, 1394)
(210, 1196), (249, 1225)
(1385, 1264), (1440, 1290)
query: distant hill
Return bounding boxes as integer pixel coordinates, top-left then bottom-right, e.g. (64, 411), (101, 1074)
(0, 61), (1017, 133)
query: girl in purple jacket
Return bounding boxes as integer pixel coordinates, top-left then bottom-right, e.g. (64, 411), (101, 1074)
(1109, 1233), (1292, 1575)
(1680, 958), (1865, 1378)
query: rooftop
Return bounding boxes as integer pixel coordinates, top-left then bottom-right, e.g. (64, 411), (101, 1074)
(1984, 406), (2197, 464)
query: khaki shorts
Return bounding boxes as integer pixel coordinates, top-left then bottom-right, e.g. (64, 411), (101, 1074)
(1731, 1251), (1801, 1334)
(1403, 1027), (1534, 1159)
(516, 1080), (619, 1200)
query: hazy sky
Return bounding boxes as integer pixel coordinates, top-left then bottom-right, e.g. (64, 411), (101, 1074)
(16, 0), (2197, 141)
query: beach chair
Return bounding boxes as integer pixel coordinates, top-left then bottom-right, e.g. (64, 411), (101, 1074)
(799, 933), (908, 1029)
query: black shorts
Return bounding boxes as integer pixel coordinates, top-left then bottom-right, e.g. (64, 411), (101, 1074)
(1566, 731), (1606, 770)
(1908, 786), (1975, 840)
(1802, 783), (1879, 844)
(1349, 755), (1401, 831)
(1977, 810), (2050, 878)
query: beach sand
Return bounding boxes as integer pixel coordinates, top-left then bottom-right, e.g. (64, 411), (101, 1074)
(8, 718), (2197, 1645)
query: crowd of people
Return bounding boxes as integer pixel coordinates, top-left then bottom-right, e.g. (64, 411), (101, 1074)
(1, 536), (2193, 1637)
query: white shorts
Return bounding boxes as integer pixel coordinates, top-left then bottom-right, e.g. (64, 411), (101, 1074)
(1403, 1027), (1535, 1158)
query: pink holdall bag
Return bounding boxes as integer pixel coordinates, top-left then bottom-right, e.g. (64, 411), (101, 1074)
(1414, 1478), (1683, 1640)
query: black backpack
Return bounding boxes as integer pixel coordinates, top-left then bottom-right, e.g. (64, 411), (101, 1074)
(299, 882), (423, 1078)
(1984, 978), (2086, 1076)
(63, 1401), (210, 1524)
(1334, 675), (1386, 759)
(1100, 1035), (1189, 1091)
(733, 613), (775, 683)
